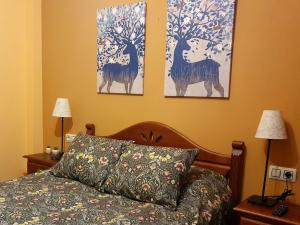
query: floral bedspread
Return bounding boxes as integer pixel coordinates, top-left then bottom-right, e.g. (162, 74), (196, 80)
(0, 168), (231, 225)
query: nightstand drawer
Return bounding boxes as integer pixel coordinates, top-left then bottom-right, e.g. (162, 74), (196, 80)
(24, 153), (59, 174)
(27, 162), (51, 174)
(234, 200), (300, 225)
(241, 217), (270, 225)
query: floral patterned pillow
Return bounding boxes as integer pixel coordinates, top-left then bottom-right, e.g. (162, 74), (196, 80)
(103, 144), (199, 209)
(50, 133), (132, 189)
(178, 167), (232, 224)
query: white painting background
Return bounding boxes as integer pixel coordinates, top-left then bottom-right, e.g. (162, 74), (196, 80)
(96, 2), (146, 95)
(164, 0), (235, 98)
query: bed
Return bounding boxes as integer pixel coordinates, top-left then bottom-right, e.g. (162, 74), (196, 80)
(0, 121), (245, 225)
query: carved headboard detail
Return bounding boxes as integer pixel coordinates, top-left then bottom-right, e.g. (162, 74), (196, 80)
(140, 131), (163, 144)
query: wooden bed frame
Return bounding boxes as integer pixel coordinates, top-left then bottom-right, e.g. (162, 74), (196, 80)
(85, 121), (245, 209)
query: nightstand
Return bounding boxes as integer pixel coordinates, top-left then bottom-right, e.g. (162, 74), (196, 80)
(234, 199), (300, 225)
(23, 153), (59, 174)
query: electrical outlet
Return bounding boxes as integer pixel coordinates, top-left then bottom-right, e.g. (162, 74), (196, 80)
(65, 134), (76, 143)
(269, 165), (297, 182)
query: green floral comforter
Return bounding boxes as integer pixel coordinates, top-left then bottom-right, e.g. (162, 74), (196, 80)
(0, 168), (231, 225)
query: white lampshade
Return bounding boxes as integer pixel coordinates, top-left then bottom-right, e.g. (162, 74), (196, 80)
(52, 98), (72, 118)
(255, 110), (287, 140)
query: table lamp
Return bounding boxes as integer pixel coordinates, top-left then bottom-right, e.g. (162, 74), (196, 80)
(248, 110), (287, 207)
(52, 98), (72, 152)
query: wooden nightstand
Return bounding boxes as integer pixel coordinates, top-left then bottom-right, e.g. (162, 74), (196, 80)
(234, 199), (300, 225)
(23, 153), (59, 174)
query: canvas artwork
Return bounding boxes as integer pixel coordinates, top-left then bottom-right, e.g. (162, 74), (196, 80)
(97, 2), (146, 94)
(164, 0), (236, 98)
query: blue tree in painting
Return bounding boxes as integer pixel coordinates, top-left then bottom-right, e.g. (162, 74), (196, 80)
(166, 0), (235, 97)
(97, 2), (146, 94)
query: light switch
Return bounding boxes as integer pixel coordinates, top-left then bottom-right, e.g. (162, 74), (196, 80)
(271, 168), (281, 178)
(65, 134), (76, 143)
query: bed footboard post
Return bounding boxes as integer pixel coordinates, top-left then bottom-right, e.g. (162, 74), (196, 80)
(229, 141), (245, 207)
(86, 124), (95, 136)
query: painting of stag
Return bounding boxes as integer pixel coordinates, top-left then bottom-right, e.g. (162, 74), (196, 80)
(97, 2), (146, 94)
(164, 0), (236, 97)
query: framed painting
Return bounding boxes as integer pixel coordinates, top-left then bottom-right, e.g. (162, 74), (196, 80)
(164, 0), (236, 98)
(97, 2), (146, 95)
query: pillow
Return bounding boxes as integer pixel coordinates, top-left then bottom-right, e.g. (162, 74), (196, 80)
(103, 143), (199, 209)
(50, 133), (132, 189)
(177, 167), (232, 224)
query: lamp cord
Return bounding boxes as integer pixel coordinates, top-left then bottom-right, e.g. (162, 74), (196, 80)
(285, 177), (289, 192)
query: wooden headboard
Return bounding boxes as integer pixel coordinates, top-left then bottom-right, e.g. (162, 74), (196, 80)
(85, 121), (245, 207)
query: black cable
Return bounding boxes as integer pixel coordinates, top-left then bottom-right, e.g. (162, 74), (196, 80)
(262, 171), (295, 202)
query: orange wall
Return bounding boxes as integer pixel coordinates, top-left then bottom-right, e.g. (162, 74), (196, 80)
(0, 0), (42, 181)
(26, 0), (43, 155)
(42, 0), (300, 204)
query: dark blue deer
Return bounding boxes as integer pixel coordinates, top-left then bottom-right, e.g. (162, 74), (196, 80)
(170, 38), (224, 97)
(99, 40), (139, 94)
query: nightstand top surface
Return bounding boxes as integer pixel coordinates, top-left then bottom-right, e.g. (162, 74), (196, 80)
(234, 199), (300, 225)
(23, 153), (58, 167)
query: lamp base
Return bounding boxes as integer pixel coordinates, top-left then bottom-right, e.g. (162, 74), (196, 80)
(248, 195), (278, 207)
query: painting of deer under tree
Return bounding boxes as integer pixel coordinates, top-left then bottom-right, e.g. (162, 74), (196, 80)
(164, 0), (236, 97)
(97, 2), (146, 95)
